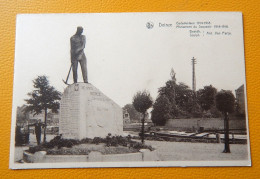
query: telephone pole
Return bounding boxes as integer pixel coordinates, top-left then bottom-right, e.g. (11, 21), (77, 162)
(191, 57), (196, 92)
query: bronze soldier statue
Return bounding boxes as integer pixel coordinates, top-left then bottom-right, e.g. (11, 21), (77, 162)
(70, 26), (88, 83)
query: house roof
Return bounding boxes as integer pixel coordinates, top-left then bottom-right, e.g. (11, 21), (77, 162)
(236, 84), (244, 92)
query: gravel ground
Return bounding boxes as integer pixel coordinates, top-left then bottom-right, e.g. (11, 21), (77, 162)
(143, 140), (249, 161)
(14, 134), (56, 162)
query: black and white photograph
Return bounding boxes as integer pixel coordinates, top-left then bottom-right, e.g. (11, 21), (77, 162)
(9, 12), (251, 169)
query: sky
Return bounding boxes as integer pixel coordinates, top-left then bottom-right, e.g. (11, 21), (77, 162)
(12, 12), (246, 109)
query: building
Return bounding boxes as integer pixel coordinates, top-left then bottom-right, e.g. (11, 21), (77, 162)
(16, 105), (27, 126)
(123, 108), (151, 124)
(235, 84), (245, 115)
(123, 109), (131, 125)
(16, 105), (59, 126)
(48, 111), (60, 126)
(27, 112), (45, 124)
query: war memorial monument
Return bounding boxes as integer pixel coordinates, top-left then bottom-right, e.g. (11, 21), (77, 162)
(59, 27), (123, 139)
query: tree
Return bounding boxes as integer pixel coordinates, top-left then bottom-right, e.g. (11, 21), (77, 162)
(190, 100), (203, 118)
(209, 105), (222, 118)
(158, 80), (179, 117)
(123, 104), (142, 122)
(151, 95), (173, 125)
(215, 90), (235, 153)
(174, 82), (201, 117)
(175, 82), (194, 111)
(157, 79), (203, 118)
(197, 85), (217, 111)
(132, 90), (153, 144)
(158, 80), (176, 104)
(24, 75), (61, 143)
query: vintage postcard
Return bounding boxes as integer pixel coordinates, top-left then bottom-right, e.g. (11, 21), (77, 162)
(9, 12), (251, 169)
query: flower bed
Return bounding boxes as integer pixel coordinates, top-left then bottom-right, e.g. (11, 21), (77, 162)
(23, 134), (159, 163)
(46, 144), (139, 155)
(26, 134), (154, 155)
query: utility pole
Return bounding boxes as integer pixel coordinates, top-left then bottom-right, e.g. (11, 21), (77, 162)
(191, 57), (197, 92)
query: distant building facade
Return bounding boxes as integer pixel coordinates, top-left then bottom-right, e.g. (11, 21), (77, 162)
(122, 108), (151, 124)
(27, 112), (45, 124)
(16, 105), (59, 127)
(48, 111), (59, 126)
(235, 84), (245, 115)
(16, 105), (27, 126)
(123, 109), (131, 125)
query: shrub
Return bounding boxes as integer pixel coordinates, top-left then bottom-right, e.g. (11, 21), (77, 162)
(47, 148), (90, 155)
(92, 137), (105, 145)
(151, 95), (173, 125)
(28, 145), (45, 154)
(129, 141), (154, 151)
(27, 134), (154, 154)
(81, 138), (93, 144)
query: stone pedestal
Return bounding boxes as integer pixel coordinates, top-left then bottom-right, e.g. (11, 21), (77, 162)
(59, 83), (123, 139)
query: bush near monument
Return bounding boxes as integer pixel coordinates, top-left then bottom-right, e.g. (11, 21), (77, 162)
(46, 145), (139, 155)
(27, 134), (154, 155)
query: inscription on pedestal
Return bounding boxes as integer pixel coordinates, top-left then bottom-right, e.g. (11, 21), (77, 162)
(59, 83), (123, 139)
